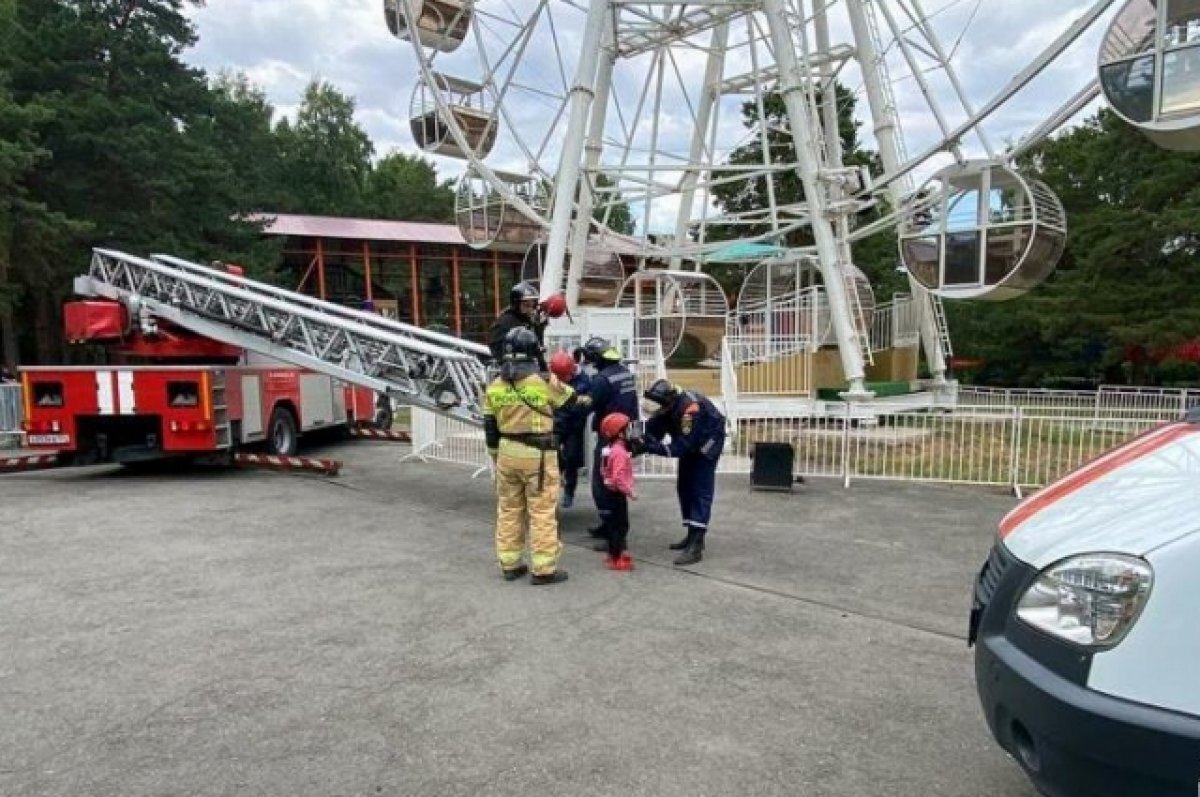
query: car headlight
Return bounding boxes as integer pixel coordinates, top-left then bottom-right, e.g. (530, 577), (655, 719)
(1015, 553), (1153, 648)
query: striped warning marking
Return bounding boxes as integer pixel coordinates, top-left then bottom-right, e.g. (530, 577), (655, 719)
(234, 452), (342, 476)
(0, 453), (61, 473)
(349, 427), (411, 442)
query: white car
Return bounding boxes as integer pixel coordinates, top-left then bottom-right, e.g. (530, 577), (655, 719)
(970, 419), (1200, 797)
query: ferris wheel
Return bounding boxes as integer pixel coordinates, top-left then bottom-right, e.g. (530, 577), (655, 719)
(383, 0), (1200, 396)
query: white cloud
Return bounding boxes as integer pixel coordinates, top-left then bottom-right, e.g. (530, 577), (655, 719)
(184, 1), (1124, 232)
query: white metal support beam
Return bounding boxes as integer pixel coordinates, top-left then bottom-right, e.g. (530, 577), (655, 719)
(846, 0), (949, 383)
(537, 0), (611, 305)
(761, 0), (868, 396)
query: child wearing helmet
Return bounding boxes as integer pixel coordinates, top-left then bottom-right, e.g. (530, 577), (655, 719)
(549, 350), (591, 508)
(598, 411), (637, 571)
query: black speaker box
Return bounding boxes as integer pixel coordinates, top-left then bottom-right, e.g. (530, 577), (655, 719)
(751, 442), (796, 492)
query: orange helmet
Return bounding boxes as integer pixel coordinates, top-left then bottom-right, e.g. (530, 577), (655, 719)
(549, 351), (576, 382)
(600, 412), (631, 441)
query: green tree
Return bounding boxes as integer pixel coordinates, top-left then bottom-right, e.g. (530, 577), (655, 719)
(592, 172), (635, 235)
(710, 85), (879, 240)
(5, 0), (281, 363)
(1, 0), (92, 366)
(947, 109), (1200, 385)
(364, 152), (455, 221)
(276, 80), (374, 216)
(0, 0), (42, 368)
(705, 85), (900, 299)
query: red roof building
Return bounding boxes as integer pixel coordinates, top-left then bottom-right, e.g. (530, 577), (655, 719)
(256, 213), (525, 342)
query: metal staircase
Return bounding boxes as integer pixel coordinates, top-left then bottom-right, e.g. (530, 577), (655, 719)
(76, 249), (493, 426)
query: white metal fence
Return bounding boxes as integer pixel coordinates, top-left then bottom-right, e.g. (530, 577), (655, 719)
(403, 405), (492, 477)
(1, 383), (23, 448)
(404, 397), (1183, 495)
(629, 404), (1174, 494)
(959, 385), (1200, 417)
(869, 294), (921, 352)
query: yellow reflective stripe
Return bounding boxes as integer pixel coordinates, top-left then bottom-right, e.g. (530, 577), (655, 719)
(531, 551), (558, 571)
(548, 383), (574, 410)
(498, 550), (524, 567)
(496, 445), (545, 461)
(486, 386), (552, 408)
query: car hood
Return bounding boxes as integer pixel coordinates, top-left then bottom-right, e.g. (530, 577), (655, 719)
(1000, 423), (1200, 569)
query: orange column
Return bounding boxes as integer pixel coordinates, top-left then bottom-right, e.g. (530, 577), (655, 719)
(492, 250), (501, 317)
(316, 238), (327, 300)
(451, 248), (462, 336)
(409, 243), (421, 326)
(362, 240), (374, 303)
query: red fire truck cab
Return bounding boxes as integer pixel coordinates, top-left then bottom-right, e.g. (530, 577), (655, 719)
(20, 300), (383, 466)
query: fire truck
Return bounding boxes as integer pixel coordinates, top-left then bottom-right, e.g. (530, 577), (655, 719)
(18, 249), (493, 468)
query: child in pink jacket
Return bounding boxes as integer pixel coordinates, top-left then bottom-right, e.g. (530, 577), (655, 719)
(598, 412), (637, 571)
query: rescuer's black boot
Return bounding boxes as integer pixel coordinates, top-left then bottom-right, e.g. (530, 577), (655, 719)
(531, 570), (569, 586)
(669, 525), (697, 551)
(673, 532), (705, 567)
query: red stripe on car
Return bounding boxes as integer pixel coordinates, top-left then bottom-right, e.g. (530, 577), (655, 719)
(999, 423), (1198, 539)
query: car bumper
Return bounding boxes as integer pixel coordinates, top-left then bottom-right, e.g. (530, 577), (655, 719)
(976, 632), (1200, 797)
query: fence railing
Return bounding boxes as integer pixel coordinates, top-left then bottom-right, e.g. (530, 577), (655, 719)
(403, 406), (492, 477)
(959, 385), (1200, 418)
(407, 398), (1180, 495)
(869, 294), (921, 352)
(1, 383), (23, 448)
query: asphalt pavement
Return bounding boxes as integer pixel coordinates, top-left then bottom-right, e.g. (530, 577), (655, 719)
(0, 440), (1037, 796)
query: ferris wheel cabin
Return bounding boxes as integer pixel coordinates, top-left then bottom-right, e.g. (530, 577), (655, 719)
(898, 162), (1067, 301)
(616, 271), (729, 362)
(409, 73), (497, 160)
(1100, 0), (1200, 150)
(731, 258), (876, 355)
(383, 0), (471, 53)
(456, 167), (548, 252)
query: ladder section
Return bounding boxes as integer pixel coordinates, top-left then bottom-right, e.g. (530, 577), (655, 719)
(924, 291), (954, 358)
(150, 254), (491, 364)
(210, 370), (232, 449)
(842, 269), (875, 367)
(76, 249), (491, 426)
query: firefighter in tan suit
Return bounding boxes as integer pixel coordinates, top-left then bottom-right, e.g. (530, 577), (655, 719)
(484, 327), (576, 585)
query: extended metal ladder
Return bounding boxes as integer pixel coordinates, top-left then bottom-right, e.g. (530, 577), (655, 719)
(76, 248), (493, 426)
(924, 290), (954, 358)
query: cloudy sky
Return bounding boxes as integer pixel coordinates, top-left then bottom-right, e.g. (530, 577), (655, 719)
(182, 1), (1117, 232)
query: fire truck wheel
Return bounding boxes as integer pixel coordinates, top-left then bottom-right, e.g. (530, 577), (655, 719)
(268, 407), (299, 456)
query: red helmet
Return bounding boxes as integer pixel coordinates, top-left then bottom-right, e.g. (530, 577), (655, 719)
(600, 412), (631, 441)
(541, 293), (568, 318)
(549, 351), (576, 382)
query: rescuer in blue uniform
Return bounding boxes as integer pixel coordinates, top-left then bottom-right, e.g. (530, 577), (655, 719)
(635, 379), (726, 566)
(577, 337), (639, 539)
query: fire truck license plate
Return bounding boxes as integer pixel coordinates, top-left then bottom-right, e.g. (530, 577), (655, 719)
(28, 434), (70, 446)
